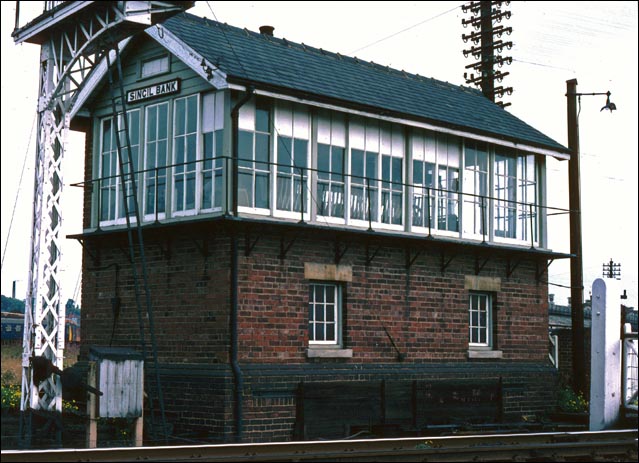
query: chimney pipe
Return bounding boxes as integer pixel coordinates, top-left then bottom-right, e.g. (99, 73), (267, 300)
(259, 25), (274, 36)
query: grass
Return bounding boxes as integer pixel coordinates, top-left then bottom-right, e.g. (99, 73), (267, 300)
(1, 343), (80, 386)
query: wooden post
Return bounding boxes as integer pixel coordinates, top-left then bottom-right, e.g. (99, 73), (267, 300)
(86, 361), (98, 448)
(133, 414), (144, 447)
(590, 278), (622, 430)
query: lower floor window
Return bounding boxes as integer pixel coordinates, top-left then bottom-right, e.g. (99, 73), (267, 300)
(469, 292), (492, 347)
(309, 283), (341, 345)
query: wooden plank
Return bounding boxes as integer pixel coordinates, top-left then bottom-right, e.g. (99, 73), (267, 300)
(296, 379), (503, 439)
(302, 382), (382, 440)
(121, 360), (130, 417)
(86, 362), (98, 448)
(415, 379), (502, 426)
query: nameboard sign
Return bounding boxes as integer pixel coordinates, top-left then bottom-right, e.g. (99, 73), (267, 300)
(127, 78), (180, 104)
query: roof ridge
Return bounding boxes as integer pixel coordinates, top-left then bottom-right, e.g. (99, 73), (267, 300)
(161, 12), (567, 154)
(175, 12), (464, 92)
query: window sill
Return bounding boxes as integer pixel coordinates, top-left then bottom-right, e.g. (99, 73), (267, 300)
(307, 347), (353, 358)
(468, 349), (503, 359)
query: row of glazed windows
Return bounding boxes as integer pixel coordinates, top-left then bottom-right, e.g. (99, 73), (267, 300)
(95, 91), (541, 245)
(310, 282), (495, 350)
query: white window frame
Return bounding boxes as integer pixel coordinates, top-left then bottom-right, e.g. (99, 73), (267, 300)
(516, 154), (539, 246)
(462, 140), (490, 240)
(172, 94), (200, 217)
(410, 131), (461, 237)
(201, 91), (225, 213)
(316, 110), (347, 224)
(143, 101), (170, 222)
(493, 150), (539, 246)
(140, 54), (170, 79)
(237, 98), (272, 215)
(97, 109), (141, 227)
(469, 292), (493, 348)
(274, 102), (311, 220)
(308, 282), (342, 346)
(379, 123), (404, 229)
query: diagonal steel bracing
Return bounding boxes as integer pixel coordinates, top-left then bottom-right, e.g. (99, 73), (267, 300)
(14, 2), (193, 443)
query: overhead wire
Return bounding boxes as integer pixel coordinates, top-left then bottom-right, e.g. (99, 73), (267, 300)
(348, 3), (463, 55)
(1, 111), (36, 272)
(205, 1), (333, 228)
(203, 2), (637, 303)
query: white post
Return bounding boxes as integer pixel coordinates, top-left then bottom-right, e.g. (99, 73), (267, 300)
(589, 278), (622, 430)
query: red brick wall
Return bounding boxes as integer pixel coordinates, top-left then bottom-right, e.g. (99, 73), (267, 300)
(81, 233), (231, 364)
(80, 225), (554, 442)
(554, 327), (591, 392)
(237, 234), (548, 364)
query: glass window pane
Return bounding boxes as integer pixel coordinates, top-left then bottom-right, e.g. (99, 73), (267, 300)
(175, 139), (185, 165)
(294, 139), (307, 169)
(382, 155), (390, 183)
(147, 110), (157, 142)
(392, 158), (402, 185)
(215, 130), (224, 157)
(352, 149), (364, 181)
(238, 131), (253, 167)
(366, 151), (378, 179)
(238, 172), (253, 207)
(255, 173), (269, 208)
(333, 148), (344, 179)
(187, 135), (197, 163)
(318, 144), (330, 180)
(326, 305), (335, 321)
(203, 133), (214, 162)
(326, 324), (335, 341)
(187, 97), (197, 133)
(413, 160), (423, 185)
(255, 133), (269, 170)
(158, 104), (168, 138)
(326, 286), (335, 303)
(278, 137), (292, 173)
(256, 105), (270, 132)
(332, 185), (344, 217)
(277, 176), (291, 211)
(175, 99), (186, 136)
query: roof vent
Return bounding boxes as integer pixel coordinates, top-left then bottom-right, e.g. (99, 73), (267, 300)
(259, 25), (274, 36)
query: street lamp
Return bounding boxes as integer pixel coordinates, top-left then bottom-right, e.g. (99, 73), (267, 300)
(565, 79), (616, 395)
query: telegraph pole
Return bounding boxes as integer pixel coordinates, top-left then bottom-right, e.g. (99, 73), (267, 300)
(462, 1), (513, 107)
(602, 259), (621, 279)
(566, 78), (585, 395)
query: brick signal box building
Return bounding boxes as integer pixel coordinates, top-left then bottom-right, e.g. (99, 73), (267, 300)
(73, 12), (572, 443)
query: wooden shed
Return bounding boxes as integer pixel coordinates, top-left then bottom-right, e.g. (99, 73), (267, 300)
(88, 346), (144, 418)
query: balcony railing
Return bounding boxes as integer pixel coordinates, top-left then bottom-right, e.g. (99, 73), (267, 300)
(82, 155), (571, 252)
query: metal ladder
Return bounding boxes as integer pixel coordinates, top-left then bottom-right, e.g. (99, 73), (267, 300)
(105, 46), (168, 443)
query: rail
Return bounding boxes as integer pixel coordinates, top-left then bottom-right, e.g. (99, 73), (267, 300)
(2, 429), (636, 462)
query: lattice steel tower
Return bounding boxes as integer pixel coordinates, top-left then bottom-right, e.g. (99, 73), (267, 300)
(11, 1), (193, 444)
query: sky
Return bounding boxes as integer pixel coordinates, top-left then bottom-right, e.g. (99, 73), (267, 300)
(1, 1), (637, 309)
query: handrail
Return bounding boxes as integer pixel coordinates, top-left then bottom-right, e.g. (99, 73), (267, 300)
(75, 155), (572, 248)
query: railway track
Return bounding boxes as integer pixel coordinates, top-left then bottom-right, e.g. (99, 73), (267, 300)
(2, 429), (637, 462)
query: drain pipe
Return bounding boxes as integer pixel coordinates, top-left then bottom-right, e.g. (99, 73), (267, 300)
(230, 87), (253, 442)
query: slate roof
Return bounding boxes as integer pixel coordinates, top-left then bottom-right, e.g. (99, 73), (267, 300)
(162, 12), (569, 155)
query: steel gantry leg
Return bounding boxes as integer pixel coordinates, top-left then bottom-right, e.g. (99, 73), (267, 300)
(13, 1), (195, 447)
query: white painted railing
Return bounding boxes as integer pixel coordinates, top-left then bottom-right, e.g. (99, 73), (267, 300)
(622, 323), (638, 411)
